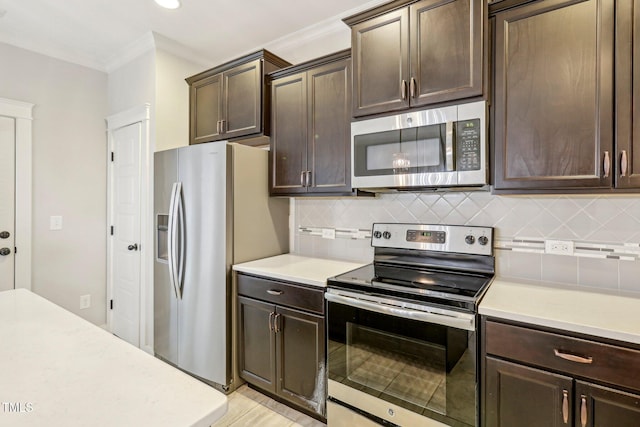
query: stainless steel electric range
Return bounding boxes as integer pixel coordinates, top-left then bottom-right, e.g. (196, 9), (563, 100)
(326, 223), (494, 427)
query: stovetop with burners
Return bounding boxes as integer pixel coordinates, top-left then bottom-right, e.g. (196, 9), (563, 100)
(327, 223), (495, 313)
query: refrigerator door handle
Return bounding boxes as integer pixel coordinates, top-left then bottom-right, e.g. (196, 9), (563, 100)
(168, 182), (181, 299)
(175, 182), (185, 299)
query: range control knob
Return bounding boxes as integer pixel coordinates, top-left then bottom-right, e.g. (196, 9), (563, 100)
(382, 231), (392, 240)
(478, 235), (489, 246)
(465, 235), (476, 245)
(373, 231), (382, 239)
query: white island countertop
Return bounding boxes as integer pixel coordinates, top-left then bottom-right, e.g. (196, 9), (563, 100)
(479, 279), (640, 345)
(0, 289), (227, 427)
(233, 254), (366, 287)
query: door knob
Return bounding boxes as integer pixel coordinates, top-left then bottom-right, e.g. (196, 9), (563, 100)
(0, 248), (11, 256)
(127, 243), (139, 251)
(0, 231), (9, 239)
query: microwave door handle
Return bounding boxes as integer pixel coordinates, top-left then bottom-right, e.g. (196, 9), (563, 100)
(445, 121), (454, 171)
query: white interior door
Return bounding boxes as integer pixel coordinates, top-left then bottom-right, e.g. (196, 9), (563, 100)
(111, 122), (142, 346)
(0, 116), (15, 291)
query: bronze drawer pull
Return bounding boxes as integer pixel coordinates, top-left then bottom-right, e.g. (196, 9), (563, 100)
(267, 289), (283, 296)
(554, 349), (593, 364)
(562, 389), (569, 424)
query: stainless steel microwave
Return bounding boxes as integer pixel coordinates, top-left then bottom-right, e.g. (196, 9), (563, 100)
(351, 101), (488, 190)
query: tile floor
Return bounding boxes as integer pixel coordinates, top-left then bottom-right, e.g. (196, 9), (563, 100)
(211, 385), (326, 427)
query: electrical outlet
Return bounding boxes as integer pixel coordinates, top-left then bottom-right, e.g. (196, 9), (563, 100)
(80, 294), (91, 310)
(321, 228), (336, 240)
(545, 239), (575, 256)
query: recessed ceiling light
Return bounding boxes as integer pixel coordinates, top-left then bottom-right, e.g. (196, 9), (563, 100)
(154, 0), (181, 9)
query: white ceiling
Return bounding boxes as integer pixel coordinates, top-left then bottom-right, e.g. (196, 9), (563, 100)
(0, 0), (383, 72)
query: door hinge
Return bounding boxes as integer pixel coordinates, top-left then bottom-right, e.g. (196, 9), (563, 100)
(111, 152), (114, 162)
(14, 247), (17, 254)
(110, 225), (114, 236)
(110, 300), (113, 310)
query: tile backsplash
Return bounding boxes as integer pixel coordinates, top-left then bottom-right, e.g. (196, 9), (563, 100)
(293, 192), (640, 294)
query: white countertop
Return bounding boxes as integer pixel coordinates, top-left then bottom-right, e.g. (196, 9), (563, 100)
(479, 279), (640, 345)
(233, 254), (366, 287)
(0, 289), (227, 427)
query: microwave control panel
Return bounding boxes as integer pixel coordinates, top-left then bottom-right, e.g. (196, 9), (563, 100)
(456, 119), (481, 171)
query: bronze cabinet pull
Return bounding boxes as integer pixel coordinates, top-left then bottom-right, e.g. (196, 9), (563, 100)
(621, 150), (628, 177)
(274, 313), (281, 333)
(580, 395), (587, 427)
(410, 77), (417, 98)
(268, 312), (275, 331)
(401, 80), (408, 100)
(562, 389), (569, 424)
(603, 151), (611, 178)
(266, 289), (283, 296)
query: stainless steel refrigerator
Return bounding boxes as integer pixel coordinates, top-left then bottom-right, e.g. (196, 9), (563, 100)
(153, 141), (289, 392)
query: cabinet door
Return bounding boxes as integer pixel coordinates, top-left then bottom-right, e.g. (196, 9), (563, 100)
(409, 0), (483, 107)
(270, 72), (308, 195)
(615, 0), (640, 188)
(222, 59), (262, 140)
(275, 305), (325, 416)
(238, 296), (276, 393)
(351, 8), (410, 117)
(493, 0), (614, 191)
(307, 58), (352, 194)
(485, 357), (573, 427)
(190, 73), (223, 145)
(575, 381), (640, 427)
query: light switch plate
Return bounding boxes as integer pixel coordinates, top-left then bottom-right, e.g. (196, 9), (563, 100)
(50, 216), (63, 230)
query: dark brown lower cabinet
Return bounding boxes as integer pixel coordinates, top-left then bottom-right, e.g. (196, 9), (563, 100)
(485, 357), (573, 426)
(483, 318), (640, 427)
(576, 381), (640, 427)
(237, 274), (325, 419)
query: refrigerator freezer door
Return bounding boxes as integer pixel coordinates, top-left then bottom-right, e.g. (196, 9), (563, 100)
(177, 141), (228, 384)
(154, 149), (179, 365)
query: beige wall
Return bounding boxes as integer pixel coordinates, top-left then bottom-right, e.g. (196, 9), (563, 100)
(0, 42), (108, 324)
(155, 49), (201, 152)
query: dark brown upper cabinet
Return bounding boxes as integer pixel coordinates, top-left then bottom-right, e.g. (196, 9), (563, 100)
(186, 50), (290, 146)
(269, 50), (355, 196)
(615, 0), (640, 188)
(344, 0), (485, 118)
(491, 0), (629, 192)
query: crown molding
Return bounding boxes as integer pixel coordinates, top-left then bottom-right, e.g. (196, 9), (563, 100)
(104, 32), (156, 73)
(0, 36), (107, 72)
(264, 0), (389, 61)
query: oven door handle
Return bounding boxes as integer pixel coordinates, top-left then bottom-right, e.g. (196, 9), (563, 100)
(325, 292), (475, 331)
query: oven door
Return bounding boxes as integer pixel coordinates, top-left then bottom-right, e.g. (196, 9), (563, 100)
(326, 289), (478, 427)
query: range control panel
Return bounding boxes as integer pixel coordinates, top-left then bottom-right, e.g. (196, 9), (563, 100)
(371, 223), (493, 256)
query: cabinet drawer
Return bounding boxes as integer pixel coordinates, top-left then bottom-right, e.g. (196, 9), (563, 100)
(485, 321), (640, 392)
(237, 273), (324, 314)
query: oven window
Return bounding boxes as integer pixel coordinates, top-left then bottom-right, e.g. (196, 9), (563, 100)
(328, 301), (476, 427)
